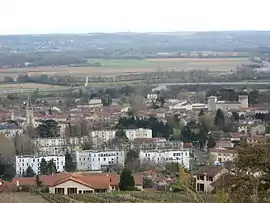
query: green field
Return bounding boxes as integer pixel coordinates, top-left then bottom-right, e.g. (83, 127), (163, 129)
(87, 58), (158, 68)
(87, 57), (250, 70)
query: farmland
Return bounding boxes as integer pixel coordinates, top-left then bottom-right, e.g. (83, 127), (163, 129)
(0, 192), (217, 203)
(0, 57), (250, 78)
(0, 83), (65, 90)
(0, 193), (48, 203)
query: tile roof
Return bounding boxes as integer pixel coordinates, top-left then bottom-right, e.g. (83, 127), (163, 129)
(195, 166), (225, 177)
(12, 172), (143, 189)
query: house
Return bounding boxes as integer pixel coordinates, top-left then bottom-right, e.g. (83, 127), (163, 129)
(12, 172), (143, 195)
(16, 155), (65, 176)
(195, 166), (228, 193)
(209, 147), (237, 164)
(139, 149), (191, 169)
(75, 150), (125, 171)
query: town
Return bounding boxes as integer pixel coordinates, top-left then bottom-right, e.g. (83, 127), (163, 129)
(0, 78), (269, 202)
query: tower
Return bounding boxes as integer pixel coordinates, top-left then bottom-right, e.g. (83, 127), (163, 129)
(238, 95), (249, 109)
(207, 96), (217, 112)
(26, 97), (34, 126)
(11, 110), (15, 121)
(85, 76), (89, 87)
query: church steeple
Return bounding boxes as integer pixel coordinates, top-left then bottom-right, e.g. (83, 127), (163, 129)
(26, 96), (34, 126)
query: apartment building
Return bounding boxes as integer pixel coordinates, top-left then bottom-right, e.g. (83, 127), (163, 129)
(90, 130), (116, 146)
(125, 128), (152, 140)
(33, 136), (90, 155)
(88, 98), (103, 108)
(16, 155), (65, 176)
(139, 149), (191, 169)
(90, 128), (152, 146)
(75, 150), (125, 171)
(0, 124), (23, 139)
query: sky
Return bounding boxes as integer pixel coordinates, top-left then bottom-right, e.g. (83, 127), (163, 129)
(0, 0), (269, 34)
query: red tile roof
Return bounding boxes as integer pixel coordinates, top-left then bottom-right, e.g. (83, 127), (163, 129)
(12, 172), (143, 189)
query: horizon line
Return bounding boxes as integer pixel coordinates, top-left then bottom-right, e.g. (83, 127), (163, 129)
(1, 29), (270, 36)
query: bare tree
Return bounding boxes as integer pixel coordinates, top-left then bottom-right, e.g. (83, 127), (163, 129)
(13, 135), (33, 155)
(0, 135), (16, 164)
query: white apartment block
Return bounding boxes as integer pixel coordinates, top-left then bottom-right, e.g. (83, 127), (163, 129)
(90, 128), (152, 146)
(75, 150), (125, 171)
(16, 155), (65, 176)
(88, 99), (103, 108)
(125, 128), (152, 140)
(90, 130), (116, 146)
(139, 149), (191, 169)
(33, 136), (90, 155)
(146, 93), (158, 101)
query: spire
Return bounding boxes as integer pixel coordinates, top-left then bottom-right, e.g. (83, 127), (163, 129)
(27, 96), (32, 108)
(85, 76), (89, 87)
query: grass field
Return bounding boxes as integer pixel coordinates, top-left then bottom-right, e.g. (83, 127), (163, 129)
(0, 57), (249, 78)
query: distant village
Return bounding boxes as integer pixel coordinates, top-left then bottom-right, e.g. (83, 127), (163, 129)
(0, 84), (269, 198)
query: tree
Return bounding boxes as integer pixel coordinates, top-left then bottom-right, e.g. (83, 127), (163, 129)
(207, 136), (216, 149)
(13, 135), (33, 155)
(39, 158), (47, 175)
(24, 166), (36, 177)
(125, 149), (139, 170)
(47, 159), (57, 175)
(231, 111), (239, 122)
(35, 175), (42, 187)
(37, 119), (60, 138)
(198, 109), (205, 117)
(225, 141), (270, 202)
(64, 152), (76, 172)
(119, 168), (135, 191)
(214, 109), (225, 129)
(115, 129), (128, 142)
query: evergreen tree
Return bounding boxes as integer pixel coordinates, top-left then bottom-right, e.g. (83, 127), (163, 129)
(37, 119), (60, 138)
(214, 109), (225, 129)
(119, 168), (135, 191)
(24, 166), (36, 177)
(231, 111), (239, 122)
(39, 158), (48, 175)
(199, 109), (205, 117)
(207, 136), (216, 149)
(35, 175), (42, 187)
(47, 159), (57, 175)
(64, 152), (76, 172)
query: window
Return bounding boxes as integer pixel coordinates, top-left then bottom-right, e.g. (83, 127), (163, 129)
(197, 175), (204, 180)
(207, 176), (213, 181)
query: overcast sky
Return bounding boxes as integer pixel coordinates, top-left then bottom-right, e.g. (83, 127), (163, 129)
(0, 0), (269, 34)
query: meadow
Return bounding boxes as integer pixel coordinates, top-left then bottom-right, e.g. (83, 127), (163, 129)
(0, 57), (249, 78)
